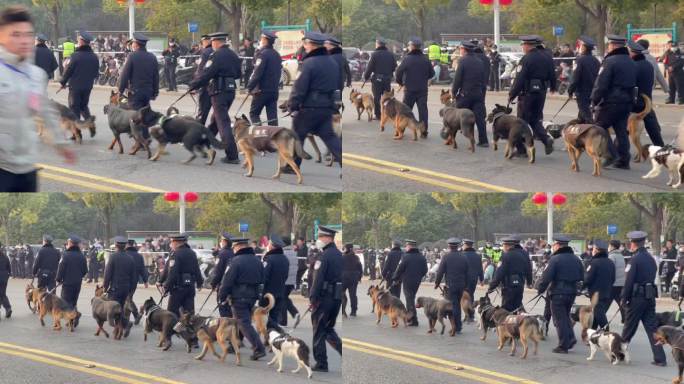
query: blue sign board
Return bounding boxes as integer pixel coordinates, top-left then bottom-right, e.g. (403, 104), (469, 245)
(188, 22), (199, 33)
(239, 222), (249, 233)
(607, 224), (618, 235)
(553, 26), (565, 37)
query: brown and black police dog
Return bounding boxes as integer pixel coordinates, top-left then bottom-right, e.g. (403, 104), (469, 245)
(487, 104), (536, 163)
(25, 282), (44, 314)
(654, 325), (684, 384)
(91, 285), (124, 340)
(416, 296), (455, 335)
(38, 291), (81, 332)
(176, 312), (242, 365)
(140, 296), (178, 350)
(563, 120), (611, 177)
(369, 285), (411, 327)
(350, 88), (374, 122)
(497, 314), (543, 359)
(379, 89), (426, 140)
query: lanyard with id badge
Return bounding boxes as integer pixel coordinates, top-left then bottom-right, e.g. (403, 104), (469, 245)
(0, 59), (41, 114)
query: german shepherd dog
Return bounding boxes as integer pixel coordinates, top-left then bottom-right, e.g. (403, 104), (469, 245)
(379, 89), (426, 140)
(497, 314), (543, 359)
(562, 120), (611, 177)
(628, 94), (652, 162)
(367, 284), (383, 314)
(25, 282), (44, 314)
(42, 100), (96, 144)
(439, 106), (476, 152)
(175, 312), (241, 365)
(376, 290), (411, 327)
(438, 286), (475, 323)
(131, 105), (225, 165)
(233, 116), (311, 184)
(140, 296), (178, 351)
(655, 325), (684, 384)
(103, 90), (150, 157)
(476, 295), (510, 341)
(38, 291), (81, 332)
(571, 292), (598, 344)
(350, 88), (374, 122)
(91, 285), (124, 339)
(277, 101), (341, 166)
(416, 296), (455, 335)
(487, 104), (535, 163)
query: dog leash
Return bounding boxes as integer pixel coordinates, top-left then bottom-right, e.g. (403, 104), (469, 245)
(293, 305), (313, 329)
(512, 292), (543, 314)
(47, 283), (62, 295)
(197, 288), (215, 314)
(234, 92), (252, 116)
(550, 97), (572, 123)
(168, 89), (192, 109)
(245, 112), (292, 127)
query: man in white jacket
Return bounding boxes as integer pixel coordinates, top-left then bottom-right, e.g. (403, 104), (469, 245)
(0, 5), (74, 192)
(608, 240), (626, 323)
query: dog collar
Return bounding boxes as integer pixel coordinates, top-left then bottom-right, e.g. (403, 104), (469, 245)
(491, 112), (507, 123)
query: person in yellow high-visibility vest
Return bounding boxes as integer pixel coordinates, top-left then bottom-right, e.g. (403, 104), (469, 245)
(428, 42), (441, 62)
(62, 38), (75, 58)
(440, 47), (449, 65)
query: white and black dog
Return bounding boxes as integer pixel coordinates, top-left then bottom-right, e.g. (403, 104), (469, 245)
(267, 329), (312, 378)
(642, 145), (684, 188)
(586, 328), (630, 365)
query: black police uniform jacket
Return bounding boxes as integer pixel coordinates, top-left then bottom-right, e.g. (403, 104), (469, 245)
(60, 45), (99, 90)
(584, 250), (615, 300)
(247, 44), (282, 93)
(189, 44), (241, 93)
(288, 47), (338, 111)
(434, 250), (469, 290)
(88, 247), (98, 264)
(195, 46), (214, 79)
(310, 242), (343, 302)
(536, 246), (583, 296)
(621, 246), (658, 301)
(56, 245), (87, 286)
(509, 46), (557, 100)
(363, 46), (396, 82)
(219, 247), (263, 302)
(125, 246), (149, 285)
(162, 45), (180, 65)
(568, 52), (600, 96)
(329, 47), (352, 91)
(382, 247), (402, 281)
(0, 250), (10, 283)
(34, 43), (58, 79)
(633, 53), (655, 103)
(33, 244), (60, 278)
(393, 248), (428, 288)
(103, 250), (137, 294)
(474, 49), (491, 92)
(395, 50), (434, 93)
(462, 248), (484, 284)
(490, 247), (533, 291)
(211, 245), (234, 289)
(118, 47), (160, 97)
(342, 250), (363, 283)
(263, 247), (289, 298)
(591, 47), (636, 106)
(452, 53), (486, 98)
(163, 243), (203, 292)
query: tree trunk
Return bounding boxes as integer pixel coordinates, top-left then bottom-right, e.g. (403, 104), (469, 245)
(230, 3), (242, 45)
(653, 201), (663, 256)
(52, 4), (61, 43)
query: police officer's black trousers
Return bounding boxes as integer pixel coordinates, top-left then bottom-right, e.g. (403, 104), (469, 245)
(550, 294), (576, 350)
(449, 286), (464, 332)
(196, 88), (212, 125)
(501, 287), (523, 312)
(518, 93), (550, 146)
(280, 285), (298, 325)
(249, 91), (278, 126)
(167, 286), (196, 317)
(16, 260), (24, 278)
(667, 71), (684, 103)
(595, 103), (631, 164)
(610, 286), (625, 323)
(466, 279), (477, 308)
(232, 299), (265, 353)
(68, 87), (92, 120)
(489, 67), (500, 91)
(592, 296), (611, 329)
(60, 284), (81, 309)
(129, 89), (153, 139)
(342, 278), (359, 315)
(403, 281), (420, 325)
(110, 288), (130, 329)
(576, 91), (593, 123)
(88, 261), (99, 282)
(217, 295), (233, 318)
(643, 110), (665, 147)
(127, 285), (140, 321)
(0, 280), (10, 310)
(209, 91), (239, 160)
(164, 64), (177, 91)
(312, 295), (342, 367)
(266, 296), (286, 332)
(37, 276), (56, 291)
(372, 79), (391, 119)
(369, 259), (377, 280)
(293, 108), (342, 168)
(403, 90), (429, 131)
(389, 282), (401, 299)
(456, 94), (488, 144)
(622, 296), (666, 363)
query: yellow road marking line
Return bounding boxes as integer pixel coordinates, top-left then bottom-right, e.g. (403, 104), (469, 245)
(39, 171), (129, 192)
(343, 338), (540, 384)
(0, 341), (186, 384)
(36, 163), (164, 192)
(343, 153), (519, 192)
(0, 347), (153, 384)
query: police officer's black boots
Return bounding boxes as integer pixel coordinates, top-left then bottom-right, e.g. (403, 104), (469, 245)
(5, 308), (11, 318)
(250, 349), (266, 361)
(312, 363), (328, 372)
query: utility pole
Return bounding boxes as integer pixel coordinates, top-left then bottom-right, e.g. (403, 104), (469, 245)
(287, 0), (291, 26)
(128, 0), (135, 38)
(546, 192), (553, 245)
(493, 0), (501, 46)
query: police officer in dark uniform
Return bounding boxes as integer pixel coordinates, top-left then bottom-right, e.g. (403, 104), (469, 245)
(162, 233), (203, 317)
(488, 236), (533, 312)
(87, 244), (99, 283)
(663, 40), (684, 104)
(247, 31), (282, 126)
(25, 244), (34, 279)
(537, 235), (584, 354)
(309, 225), (343, 372)
(118, 33), (160, 111)
(368, 248), (377, 280)
(56, 235), (87, 310)
(393, 239), (428, 326)
(287, 32), (341, 169)
(509, 35), (556, 156)
(584, 239), (615, 330)
(591, 35), (637, 170)
(628, 41), (665, 147)
(0, 243), (11, 318)
(395, 37), (433, 137)
(568, 36), (600, 123)
(363, 38), (396, 120)
(218, 236), (266, 361)
(263, 234), (289, 331)
(162, 38), (180, 92)
(452, 41), (488, 147)
(621, 231), (667, 366)
(189, 32), (241, 164)
(126, 239), (148, 324)
(462, 238), (483, 319)
(342, 243), (362, 317)
(16, 245), (25, 278)
(103, 236), (137, 330)
(211, 232), (234, 317)
(434, 238), (469, 334)
(195, 35), (214, 125)
(34, 33), (58, 80)
(325, 36), (352, 110)
(382, 240), (403, 298)
(33, 235), (60, 291)
(60, 31), (99, 125)
(471, 39), (490, 146)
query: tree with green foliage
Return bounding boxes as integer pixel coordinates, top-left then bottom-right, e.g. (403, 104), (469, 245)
(33, 0), (84, 41)
(391, 0), (451, 40)
(342, 193), (417, 247)
(66, 193), (138, 245)
(431, 193), (505, 241)
(0, 194), (48, 246)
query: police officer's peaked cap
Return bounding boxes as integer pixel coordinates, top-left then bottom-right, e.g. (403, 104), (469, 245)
(520, 35), (542, 44)
(376, 37), (387, 45)
(318, 225), (337, 237)
(169, 233), (188, 241)
(200, 34), (210, 40)
(405, 239), (418, 246)
(269, 234), (285, 248)
(78, 31), (92, 43)
(303, 32), (327, 45)
(127, 238), (136, 246)
(462, 239), (474, 245)
(344, 243), (354, 249)
(460, 41), (477, 50)
(43, 234), (53, 243)
(36, 33), (47, 42)
(220, 232), (233, 241)
(230, 237), (250, 245)
(261, 30), (277, 42)
(628, 40), (646, 53)
(325, 35), (342, 46)
(68, 234), (81, 244)
(408, 37), (422, 47)
(391, 239), (401, 247)
(208, 32), (228, 41)
(593, 239), (609, 250)
(627, 231), (648, 242)
(500, 236), (519, 245)
(607, 34), (627, 45)
(469, 38), (480, 45)
(579, 36), (596, 48)
(447, 237), (462, 246)
(132, 32), (149, 44)
(553, 235), (571, 245)
(114, 236), (128, 244)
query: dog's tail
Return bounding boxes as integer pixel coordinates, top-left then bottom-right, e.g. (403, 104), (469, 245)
(293, 136), (312, 160)
(260, 293), (275, 312)
(205, 128), (228, 150)
(635, 94), (652, 120)
(641, 144), (652, 161)
(108, 304), (123, 327)
(590, 291), (599, 310)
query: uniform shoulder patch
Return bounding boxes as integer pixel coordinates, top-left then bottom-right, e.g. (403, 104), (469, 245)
(625, 264), (631, 272)
(255, 59), (262, 67)
(314, 260), (322, 270)
(586, 265), (591, 272)
(205, 60), (213, 68)
(169, 259), (175, 268)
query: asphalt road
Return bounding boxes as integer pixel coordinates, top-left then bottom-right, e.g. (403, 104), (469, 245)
(0, 279), (341, 384)
(37, 83), (341, 192)
(342, 84), (684, 192)
(343, 279), (676, 384)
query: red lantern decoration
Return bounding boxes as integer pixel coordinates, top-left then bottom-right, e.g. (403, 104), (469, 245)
(479, 0), (513, 5)
(184, 192), (199, 203)
(164, 191), (180, 202)
(531, 192), (547, 205)
(552, 193), (567, 206)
